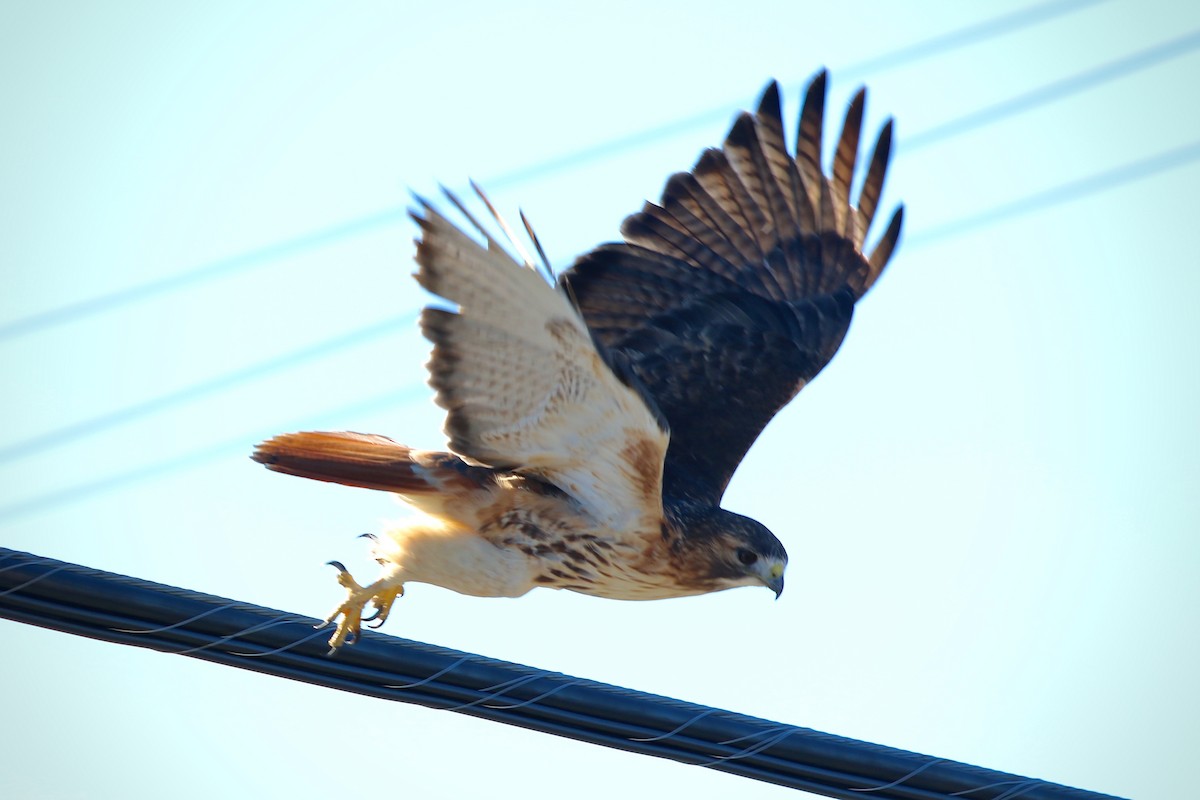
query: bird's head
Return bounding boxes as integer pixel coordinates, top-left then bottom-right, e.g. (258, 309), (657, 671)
(680, 508), (788, 598)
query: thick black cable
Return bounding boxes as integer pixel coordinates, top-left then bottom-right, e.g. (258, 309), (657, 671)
(0, 0), (1107, 343)
(0, 548), (1125, 800)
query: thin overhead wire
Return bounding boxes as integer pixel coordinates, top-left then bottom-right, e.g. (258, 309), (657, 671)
(458, 0), (1114, 194)
(0, 313), (416, 464)
(901, 28), (1200, 152)
(905, 137), (1200, 248)
(0, 0), (1106, 343)
(0, 207), (406, 342)
(3, 25), (1191, 472)
(831, 0), (1108, 82)
(2, 135), (1194, 524)
(0, 386), (425, 524)
(0, 548), (1128, 800)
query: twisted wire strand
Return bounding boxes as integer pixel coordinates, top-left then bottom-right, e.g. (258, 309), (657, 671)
(850, 760), (949, 793)
(628, 708), (720, 742)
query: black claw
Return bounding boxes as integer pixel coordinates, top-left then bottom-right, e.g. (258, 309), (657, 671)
(358, 533), (377, 541)
(325, 560), (348, 573)
(362, 607), (381, 623)
(367, 618), (386, 629)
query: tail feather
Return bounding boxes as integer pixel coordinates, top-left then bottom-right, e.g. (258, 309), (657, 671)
(252, 431), (436, 494)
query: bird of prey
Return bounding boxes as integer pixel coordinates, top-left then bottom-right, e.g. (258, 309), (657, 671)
(253, 70), (902, 651)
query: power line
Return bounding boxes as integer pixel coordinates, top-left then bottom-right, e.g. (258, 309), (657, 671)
(2, 136), (1193, 523)
(905, 137), (1200, 248)
(0, 548), (1128, 800)
(0, 313), (416, 464)
(4, 26), (1188, 468)
(902, 28), (1200, 152)
(0, 0), (1106, 343)
(0, 207), (406, 342)
(0, 386), (425, 524)
(832, 0), (1109, 82)
(3, 5), (1189, 515)
(476, 0), (1113, 195)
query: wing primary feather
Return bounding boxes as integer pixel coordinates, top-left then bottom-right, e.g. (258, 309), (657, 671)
(692, 148), (764, 263)
(865, 205), (904, 293)
(440, 185), (507, 255)
(753, 80), (801, 235)
(725, 109), (798, 302)
(751, 85), (804, 299)
(650, 201), (743, 278)
(470, 180), (540, 272)
(520, 209), (557, 284)
(662, 171), (755, 280)
(786, 152), (818, 234)
(817, 178), (837, 240)
(661, 172), (721, 232)
(795, 70), (828, 215)
(658, 177), (745, 276)
(723, 112), (777, 258)
(409, 191), (438, 223)
(855, 118), (894, 248)
(622, 205), (707, 269)
(832, 88), (865, 217)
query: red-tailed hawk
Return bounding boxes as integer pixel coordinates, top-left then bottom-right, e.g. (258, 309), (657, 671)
(253, 71), (902, 651)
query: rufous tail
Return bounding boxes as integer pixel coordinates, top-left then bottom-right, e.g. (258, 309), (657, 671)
(252, 431), (436, 493)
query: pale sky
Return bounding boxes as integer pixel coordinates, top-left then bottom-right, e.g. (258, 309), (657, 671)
(2, 2), (1198, 798)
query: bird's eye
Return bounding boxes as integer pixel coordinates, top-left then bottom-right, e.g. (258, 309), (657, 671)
(736, 548), (758, 566)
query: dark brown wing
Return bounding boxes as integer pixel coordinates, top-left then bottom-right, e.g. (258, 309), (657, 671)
(559, 71), (904, 505)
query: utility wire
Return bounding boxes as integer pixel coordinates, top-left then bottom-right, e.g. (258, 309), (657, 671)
(2, 135), (1195, 524)
(4, 26), (1192, 467)
(905, 137), (1200, 248)
(0, 0), (1106, 343)
(473, 0), (1114, 194)
(0, 385), (425, 524)
(0, 548), (1128, 800)
(901, 28), (1200, 152)
(831, 0), (1108, 82)
(0, 207), (406, 342)
(0, 313), (416, 464)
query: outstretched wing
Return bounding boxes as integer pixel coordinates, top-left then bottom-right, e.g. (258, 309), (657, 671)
(560, 71), (904, 505)
(411, 196), (669, 531)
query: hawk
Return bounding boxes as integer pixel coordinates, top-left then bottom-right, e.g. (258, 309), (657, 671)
(253, 70), (902, 651)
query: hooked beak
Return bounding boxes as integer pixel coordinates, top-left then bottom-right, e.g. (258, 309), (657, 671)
(763, 560), (785, 599)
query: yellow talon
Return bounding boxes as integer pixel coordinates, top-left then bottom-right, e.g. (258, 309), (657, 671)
(320, 561), (405, 653)
(365, 585), (404, 628)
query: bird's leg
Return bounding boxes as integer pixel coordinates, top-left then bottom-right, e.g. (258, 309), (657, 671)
(356, 532), (403, 624)
(363, 584), (403, 628)
(319, 560), (405, 654)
